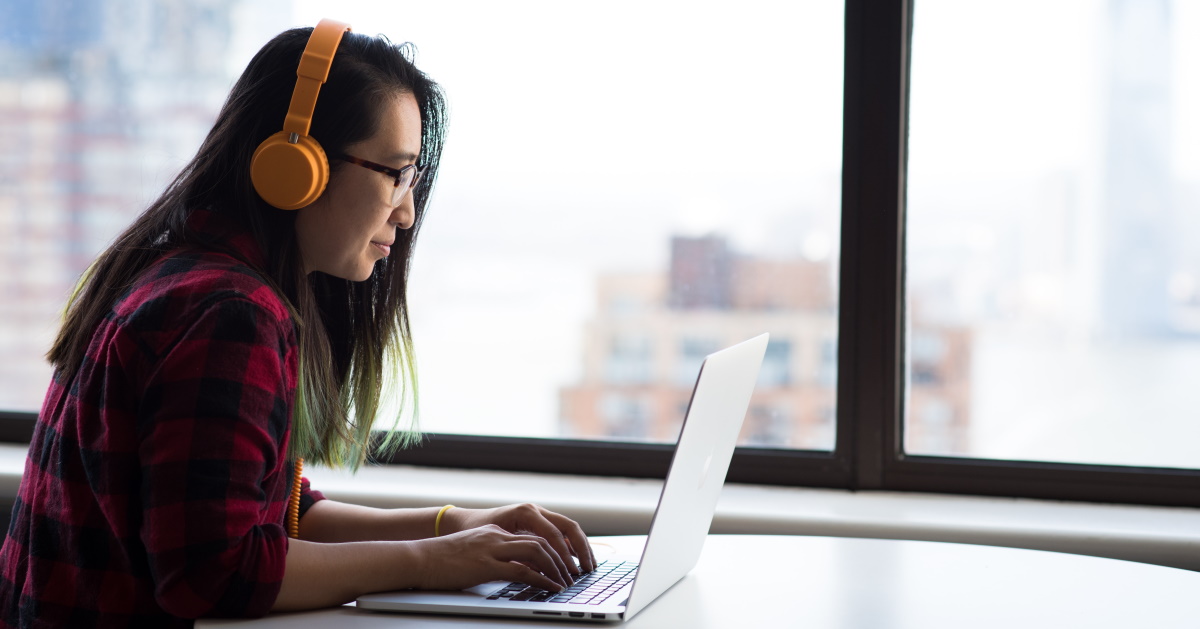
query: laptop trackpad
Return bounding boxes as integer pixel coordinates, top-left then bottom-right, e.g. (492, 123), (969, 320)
(464, 581), (509, 597)
(358, 583), (508, 609)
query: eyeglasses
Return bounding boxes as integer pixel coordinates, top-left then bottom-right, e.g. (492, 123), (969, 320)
(342, 154), (428, 207)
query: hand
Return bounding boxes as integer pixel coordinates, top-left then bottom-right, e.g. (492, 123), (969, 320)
(440, 503), (597, 574)
(413, 524), (573, 592)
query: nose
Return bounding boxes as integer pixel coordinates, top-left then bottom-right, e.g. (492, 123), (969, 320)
(391, 190), (416, 230)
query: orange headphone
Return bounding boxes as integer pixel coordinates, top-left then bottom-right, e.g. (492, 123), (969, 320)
(250, 19), (351, 210)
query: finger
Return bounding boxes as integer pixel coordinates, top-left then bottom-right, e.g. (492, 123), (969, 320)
(567, 538), (597, 574)
(512, 536), (570, 586)
(503, 562), (565, 593)
(542, 511), (596, 572)
(522, 512), (582, 575)
(535, 532), (576, 583)
(526, 508), (586, 574)
(498, 537), (570, 588)
(527, 535), (573, 585)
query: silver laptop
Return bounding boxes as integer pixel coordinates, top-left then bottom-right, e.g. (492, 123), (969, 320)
(357, 333), (769, 623)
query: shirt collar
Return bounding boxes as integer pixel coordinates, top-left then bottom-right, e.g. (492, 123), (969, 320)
(183, 209), (269, 270)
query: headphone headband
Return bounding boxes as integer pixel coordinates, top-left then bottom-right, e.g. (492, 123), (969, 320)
(283, 18), (350, 138)
(250, 18), (352, 210)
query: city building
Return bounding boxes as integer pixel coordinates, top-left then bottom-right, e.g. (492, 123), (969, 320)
(559, 235), (972, 453)
(1101, 0), (1173, 338)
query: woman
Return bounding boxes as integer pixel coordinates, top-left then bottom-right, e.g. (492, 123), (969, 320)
(0, 21), (594, 627)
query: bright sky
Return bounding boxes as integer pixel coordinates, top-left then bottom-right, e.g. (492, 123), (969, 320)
(285, 0), (1200, 182)
(914, 0), (1200, 181)
(289, 0), (845, 178)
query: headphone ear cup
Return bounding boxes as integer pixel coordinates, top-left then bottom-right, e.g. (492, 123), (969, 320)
(250, 131), (330, 210)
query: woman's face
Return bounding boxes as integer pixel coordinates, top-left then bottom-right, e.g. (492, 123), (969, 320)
(295, 92), (422, 281)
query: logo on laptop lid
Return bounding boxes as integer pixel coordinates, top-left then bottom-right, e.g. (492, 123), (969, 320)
(698, 449), (714, 489)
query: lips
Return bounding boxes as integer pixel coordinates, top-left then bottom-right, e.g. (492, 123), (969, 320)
(371, 241), (393, 256)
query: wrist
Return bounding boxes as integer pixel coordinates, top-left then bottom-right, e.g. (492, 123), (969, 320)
(434, 504), (457, 537)
(400, 538), (432, 589)
(437, 505), (478, 537)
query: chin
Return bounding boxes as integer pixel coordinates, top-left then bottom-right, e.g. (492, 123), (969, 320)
(329, 263), (375, 283)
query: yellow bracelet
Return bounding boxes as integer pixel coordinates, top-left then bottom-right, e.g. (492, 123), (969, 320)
(435, 504), (456, 537)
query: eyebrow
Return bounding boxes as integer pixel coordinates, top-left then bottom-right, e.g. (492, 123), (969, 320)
(388, 151), (420, 164)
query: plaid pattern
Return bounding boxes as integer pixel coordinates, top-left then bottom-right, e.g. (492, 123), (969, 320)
(1, 210), (324, 627)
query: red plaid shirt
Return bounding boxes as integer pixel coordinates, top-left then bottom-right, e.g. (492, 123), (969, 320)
(1, 210), (324, 627)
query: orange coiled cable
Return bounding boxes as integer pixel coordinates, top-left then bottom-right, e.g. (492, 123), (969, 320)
(287, 458), (303, 538)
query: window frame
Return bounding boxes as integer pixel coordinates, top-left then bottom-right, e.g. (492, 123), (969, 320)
(2, 0), (1198, 509)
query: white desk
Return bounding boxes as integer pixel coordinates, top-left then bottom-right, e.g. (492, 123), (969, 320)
(198, 535), (1200, 627)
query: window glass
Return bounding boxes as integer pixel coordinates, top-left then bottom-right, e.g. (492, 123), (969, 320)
(2, 0), (845, 452)
(0, 0), (284, 413)
(907, 0), (1200, 468)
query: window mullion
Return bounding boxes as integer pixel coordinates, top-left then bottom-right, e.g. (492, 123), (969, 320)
(837, 0), (911, 490)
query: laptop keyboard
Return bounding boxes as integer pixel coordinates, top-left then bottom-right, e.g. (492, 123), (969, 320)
(487, 560), (638, 605)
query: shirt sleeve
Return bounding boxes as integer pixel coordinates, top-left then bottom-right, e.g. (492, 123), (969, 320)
(134, 295), (297, 619)
(299, 476), (325, 518)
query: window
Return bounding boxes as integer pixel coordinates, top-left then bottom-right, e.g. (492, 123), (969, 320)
(744, 403), (792, 448)
(907, 0), (1200, 470)
(2, 0), (847, 450)
(384, 3), (845, 447)
(758, 340), (792, 388)
(603, 335), (655, 386)
(3, 0), (1198, 508)
(598, 393), (653, 440)
(676, 337), (721, 387)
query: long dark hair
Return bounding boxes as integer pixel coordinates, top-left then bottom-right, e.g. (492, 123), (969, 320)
(48, 26), (447, 469)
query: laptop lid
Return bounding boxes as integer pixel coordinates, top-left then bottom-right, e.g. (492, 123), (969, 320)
(622, 332), (769, 620)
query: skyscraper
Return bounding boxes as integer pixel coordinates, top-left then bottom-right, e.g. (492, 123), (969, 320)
(1100, 0), (1172, 337)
